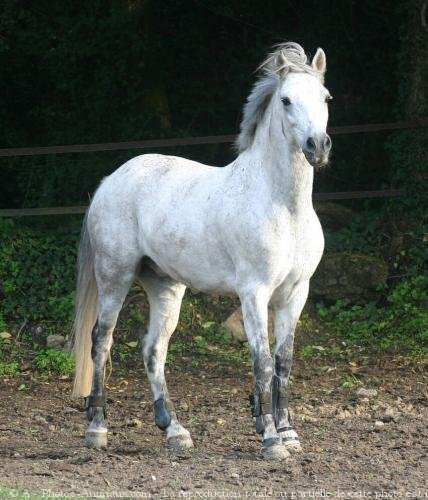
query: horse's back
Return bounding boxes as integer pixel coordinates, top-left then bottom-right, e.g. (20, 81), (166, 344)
(90, 153), (216, 213)
(115, 153), (215, 183)
(86, 153), (235, 290)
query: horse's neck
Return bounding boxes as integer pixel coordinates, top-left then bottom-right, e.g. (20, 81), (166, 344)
(236, 113), (314, 214)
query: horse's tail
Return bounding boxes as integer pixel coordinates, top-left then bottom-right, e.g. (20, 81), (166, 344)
(71, 212), (98, 398)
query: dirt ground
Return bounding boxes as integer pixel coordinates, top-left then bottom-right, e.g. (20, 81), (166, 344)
(0, 355), (427, 499)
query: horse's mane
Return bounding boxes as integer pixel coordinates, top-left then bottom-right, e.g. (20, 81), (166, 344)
(236, 42), (321, 153)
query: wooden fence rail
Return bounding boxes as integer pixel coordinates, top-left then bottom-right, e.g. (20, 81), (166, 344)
(0, 119), (426, 217)
(0, 119), (427, 158)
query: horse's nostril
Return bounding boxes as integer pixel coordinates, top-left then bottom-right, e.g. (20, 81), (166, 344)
(323, 135), (332, 151)
(306, 137), (316, 152)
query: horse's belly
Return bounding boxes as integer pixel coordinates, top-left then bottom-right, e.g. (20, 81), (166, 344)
(155, 264), (237, 295)
(165, 262), (236, 294)
(145, 239), (237, 294)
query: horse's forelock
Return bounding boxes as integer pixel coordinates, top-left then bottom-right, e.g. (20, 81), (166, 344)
(258, 42), (320, 79)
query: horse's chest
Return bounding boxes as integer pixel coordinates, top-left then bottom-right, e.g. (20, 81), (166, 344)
(273, 213), (324, 283)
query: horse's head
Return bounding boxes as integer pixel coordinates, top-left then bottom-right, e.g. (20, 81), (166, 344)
(236, 43), (332, 168)
(278, 48), (332, 167)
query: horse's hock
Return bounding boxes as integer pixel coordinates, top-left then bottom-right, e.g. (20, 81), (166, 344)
(311, 252), (388, 303)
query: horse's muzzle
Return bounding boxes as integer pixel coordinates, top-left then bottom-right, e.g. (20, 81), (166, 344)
(303, 133), (331, 168)
(303, 151), (330, 168)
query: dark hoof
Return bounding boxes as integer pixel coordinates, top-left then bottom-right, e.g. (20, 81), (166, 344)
(85, 428), (107, 449)
(167, 434), (194, 451)
(262, 444), (290, 461)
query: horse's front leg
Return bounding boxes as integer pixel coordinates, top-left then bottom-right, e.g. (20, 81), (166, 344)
(240, 287), (290, 461)
(272, 281), (309, 453)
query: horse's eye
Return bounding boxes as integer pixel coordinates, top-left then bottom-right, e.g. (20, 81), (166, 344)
(325, 95), (333, 103)
(282, 97), (291, 106)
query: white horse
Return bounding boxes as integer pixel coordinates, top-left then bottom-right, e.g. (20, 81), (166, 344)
(72, 42), (332, 461)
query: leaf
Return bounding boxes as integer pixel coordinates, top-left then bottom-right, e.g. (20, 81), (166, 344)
(321, 366), (336, 373)
(0, 331), (11, 339)
(18, 384), (26, 391)
(312, 345), (325, 351)
(126, 341), (138, 348)
(201, 321), (216, 329)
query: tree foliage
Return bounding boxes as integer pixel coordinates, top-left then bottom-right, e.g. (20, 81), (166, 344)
(0, 0), (406, 207)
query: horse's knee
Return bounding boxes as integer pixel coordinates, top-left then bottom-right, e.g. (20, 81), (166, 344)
(274, 340), (294, 377)
(274, 352), (292, 378)
(253, 351), (274, 385)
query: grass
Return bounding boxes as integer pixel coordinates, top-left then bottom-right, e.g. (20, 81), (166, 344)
(0, 338), (74, 380)
(0, 361), (19, 377)
(315, 275), (428, 357)
(340, 374), (363, 389)
(34, 349), (74, 377)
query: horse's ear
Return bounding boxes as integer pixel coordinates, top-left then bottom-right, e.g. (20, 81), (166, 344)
(312, 48), (326, 77)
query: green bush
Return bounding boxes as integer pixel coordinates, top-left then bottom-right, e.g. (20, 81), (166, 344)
(0, 360), (18, 377)
(0, 218), (79, 324)
(34, 348), (75, 376)
(319, 275), (428, 354)
(323, 209), (384, 256)
(0, 312), (6, 331)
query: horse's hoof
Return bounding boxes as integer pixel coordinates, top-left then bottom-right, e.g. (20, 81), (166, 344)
(283, 440), (302, 453)
(167, 434), (194, 451)
(85, 428), (107, 449)
(280, 428), (302, 452)
(262, 444), (291, 461)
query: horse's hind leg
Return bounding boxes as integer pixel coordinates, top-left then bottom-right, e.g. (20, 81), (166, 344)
(85, 258), (136, 448)
(139, 270), (192, 450)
